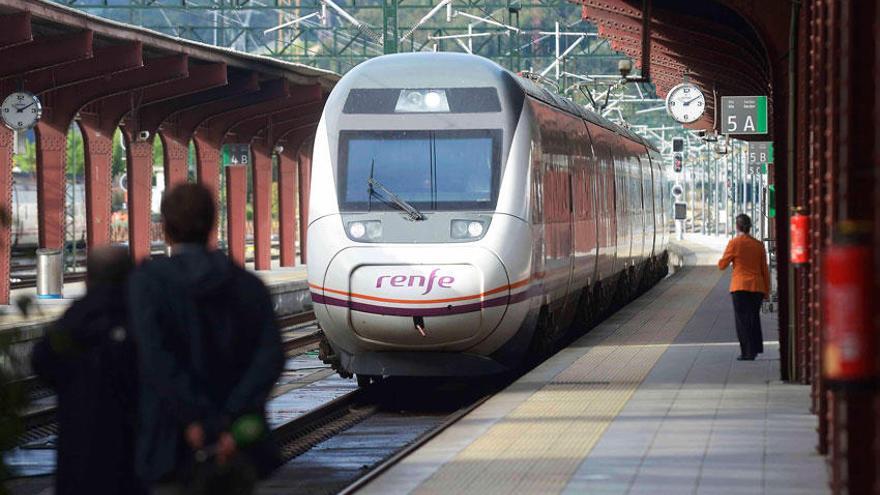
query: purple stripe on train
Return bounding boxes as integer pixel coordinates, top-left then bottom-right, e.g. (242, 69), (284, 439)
(311, 285), (539, 317)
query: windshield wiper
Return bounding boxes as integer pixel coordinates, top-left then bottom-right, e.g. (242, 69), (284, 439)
(368, 176), (426, 221)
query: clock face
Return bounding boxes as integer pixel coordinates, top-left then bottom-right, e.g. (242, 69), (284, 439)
(665, 83), (705, 124)
(1, 91), (42, 131)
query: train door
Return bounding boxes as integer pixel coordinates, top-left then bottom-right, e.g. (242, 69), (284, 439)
(612, 135), (631, 269)
(637, 151), (653, 260)
(582, 129), (599, 287)
(570, 122), (598, 291)
(655, 153), (668, 252)
(632, 153), (646, 263)
(646, 151), (658, 257)
(530, 99), (572, 306)
(585, 122), (617, 281)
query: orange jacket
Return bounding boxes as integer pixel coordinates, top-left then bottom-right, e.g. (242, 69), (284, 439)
(718, 234), (771, 295)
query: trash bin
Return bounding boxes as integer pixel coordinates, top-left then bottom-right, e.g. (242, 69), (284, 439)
(36, 248), (63, 299)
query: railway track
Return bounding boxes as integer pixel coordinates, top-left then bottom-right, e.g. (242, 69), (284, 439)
(11, 309), (508, 494)
(262, 376), (503, 494)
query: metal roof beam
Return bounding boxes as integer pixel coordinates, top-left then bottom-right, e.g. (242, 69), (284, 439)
(0, 11), (31, 49)
(0, 30), (92, 78)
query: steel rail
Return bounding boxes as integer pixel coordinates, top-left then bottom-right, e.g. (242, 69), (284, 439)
(338, 391), (494, 494)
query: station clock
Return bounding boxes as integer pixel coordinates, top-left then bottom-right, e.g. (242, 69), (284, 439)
(665, 83), (705, 124)
(1, 91), (43, 131)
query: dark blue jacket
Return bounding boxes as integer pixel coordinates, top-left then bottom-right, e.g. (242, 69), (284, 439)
(31, 285), (144, 495)
(127, 247), (284, 482)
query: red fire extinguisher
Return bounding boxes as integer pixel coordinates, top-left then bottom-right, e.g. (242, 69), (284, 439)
(790, 208), (809, 264)
(822, 222), (875, 385)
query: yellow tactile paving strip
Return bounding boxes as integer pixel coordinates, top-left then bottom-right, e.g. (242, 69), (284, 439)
(404, 245), (723, 495)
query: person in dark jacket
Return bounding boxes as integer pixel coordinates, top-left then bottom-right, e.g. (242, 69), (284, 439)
(31, 245), (144, 495)
(128, 183), (284, 494)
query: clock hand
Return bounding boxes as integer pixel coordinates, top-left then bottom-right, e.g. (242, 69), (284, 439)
(16, 102), (35, 113)
(683, 95), (701, 105)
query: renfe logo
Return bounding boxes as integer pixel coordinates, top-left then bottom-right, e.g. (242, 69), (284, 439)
(375, 268), (455, 295)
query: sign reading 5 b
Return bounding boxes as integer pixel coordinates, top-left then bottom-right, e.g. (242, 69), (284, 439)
(748, 141), (774, 165)
(721, 96), (768, 135)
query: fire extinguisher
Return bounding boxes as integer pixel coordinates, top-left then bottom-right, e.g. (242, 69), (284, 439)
(822, 221), (875, 386)
(790, 207), (809, 264)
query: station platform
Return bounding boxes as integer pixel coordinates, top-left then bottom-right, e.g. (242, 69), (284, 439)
(359, 236), (829, 495)
(0, 262), (311, 374)
(1, 261), (308, 328)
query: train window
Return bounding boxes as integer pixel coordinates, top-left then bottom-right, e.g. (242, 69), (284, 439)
(338, 129), (501, 211)
(343, 88), (501, 114)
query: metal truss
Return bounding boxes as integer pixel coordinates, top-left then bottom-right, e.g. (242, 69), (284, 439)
(58, 0), (694, 158)
(59, 0), (623, 74)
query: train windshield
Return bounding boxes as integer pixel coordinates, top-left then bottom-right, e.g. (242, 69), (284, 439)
(338, 129), (501, 211)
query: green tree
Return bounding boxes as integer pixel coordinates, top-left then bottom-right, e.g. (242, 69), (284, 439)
(66, 126), (85, 177)
(111, 129), (126, 177)
(12, 138), (35, 173)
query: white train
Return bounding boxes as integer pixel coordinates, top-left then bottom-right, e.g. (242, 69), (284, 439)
(10, 173), (87, 249)
(308, 53), (668, 383)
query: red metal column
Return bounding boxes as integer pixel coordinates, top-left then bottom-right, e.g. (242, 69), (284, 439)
(32, 54), (187, 257)
(273, 125), (318, 267)
(34, 123), (67, 249)
(78, 121), (113, 247)
(0, 128), (12, 304)
(192, 134), (222, 249)
(250, 143), (272, 270)
(124, 134), (154, 263)
(205, 83), (320, 263)
(225, 164), (247, 266)
(796, 1), (811, 386)
(277, 150), (298, 267)
(160, 133), (189, 188)
(297, 140), (313, 264)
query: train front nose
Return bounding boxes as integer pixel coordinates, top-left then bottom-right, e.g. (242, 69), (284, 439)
(314, 247), (511, 350)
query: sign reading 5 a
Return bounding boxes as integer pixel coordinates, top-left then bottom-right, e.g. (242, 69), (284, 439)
(721, 96), (768, 135)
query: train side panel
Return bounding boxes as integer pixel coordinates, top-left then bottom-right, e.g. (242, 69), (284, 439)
(584, 122), (618, 283)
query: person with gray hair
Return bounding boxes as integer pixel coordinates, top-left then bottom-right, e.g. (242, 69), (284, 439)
(31, 245), (144, 495)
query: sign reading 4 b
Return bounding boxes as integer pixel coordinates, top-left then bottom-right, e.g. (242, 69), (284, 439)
(721, 96), (768, 135)
(222, 143), (250, 167)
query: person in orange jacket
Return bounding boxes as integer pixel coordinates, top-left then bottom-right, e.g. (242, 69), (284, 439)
(718, 214), (771, 361)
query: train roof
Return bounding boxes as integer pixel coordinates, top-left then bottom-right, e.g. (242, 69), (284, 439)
(338, 53), (657, 153)
(512, 74), (658, 152)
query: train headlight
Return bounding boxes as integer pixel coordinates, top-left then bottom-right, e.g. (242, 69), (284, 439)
(467, 221), (484, 237)
(451, 220), (486, 239)
(395, 89), (449, 113)
(347, 220), (382, 241)
(349, 222), (366, 239)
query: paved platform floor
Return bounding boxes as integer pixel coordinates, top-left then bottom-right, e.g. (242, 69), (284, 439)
(361, 237), (829, 495)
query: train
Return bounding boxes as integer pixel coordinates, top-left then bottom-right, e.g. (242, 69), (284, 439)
(9, 172), (87, 249)
(8, 172), (169, 251)
(308, 53), (669, 383)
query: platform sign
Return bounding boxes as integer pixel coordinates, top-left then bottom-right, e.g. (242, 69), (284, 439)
(721, 96), (768, 135)
(748, 141), (773, 174)
(222, 143), (249, 166)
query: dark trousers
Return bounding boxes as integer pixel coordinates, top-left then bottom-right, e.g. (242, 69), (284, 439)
(731, 291), (764, 358)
